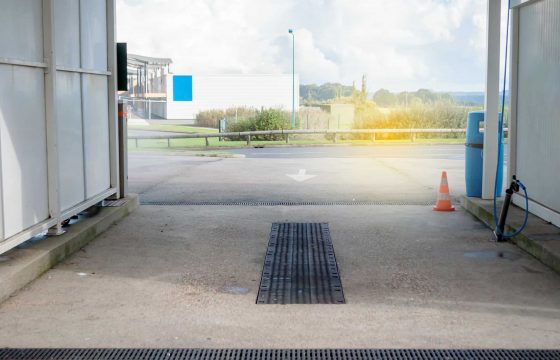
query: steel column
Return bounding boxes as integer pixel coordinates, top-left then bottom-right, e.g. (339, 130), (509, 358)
(508, 7), (519, 184)
(117, 102), (128, 198)
(43, 0), (64, 236)
(107, 0), (120, 198)
(482, 0), (502, 199)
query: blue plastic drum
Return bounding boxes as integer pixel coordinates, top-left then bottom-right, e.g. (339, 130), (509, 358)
(465, 111), (503, 197)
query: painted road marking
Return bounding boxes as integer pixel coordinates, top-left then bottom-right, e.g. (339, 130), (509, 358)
(286, 169), (317, 182)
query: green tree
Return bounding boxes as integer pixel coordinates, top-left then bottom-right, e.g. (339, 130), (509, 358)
(361, 74), (367, 101)
(373, 89), (397, 107)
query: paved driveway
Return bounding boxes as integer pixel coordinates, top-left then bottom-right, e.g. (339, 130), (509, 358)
(1, 145), (556, 349)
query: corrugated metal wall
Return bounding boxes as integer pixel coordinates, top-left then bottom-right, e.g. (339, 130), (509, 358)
(515, 0), (560, 216)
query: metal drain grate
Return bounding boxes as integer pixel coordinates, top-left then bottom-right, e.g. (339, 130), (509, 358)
(257, 223), (345, 304)
(103, 199), (128, 207)
(1, 348), (559, 360)
(140, 200), (436, 206)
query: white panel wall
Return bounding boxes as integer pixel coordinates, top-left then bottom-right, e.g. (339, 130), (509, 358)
(82, 74), (110, 197)
(0, 0), (49, 239)
(0, 65), (49, 238)
(514, 0), (560, 222)
(509, 0), (560, 226)
(56, 72), (85, 211)
(55, 0), (80, 68)
(0, 0), (43, 62)
(0, 0), (117, 254)
(80, 0), (107, 71)
(166, 74), (299, 119)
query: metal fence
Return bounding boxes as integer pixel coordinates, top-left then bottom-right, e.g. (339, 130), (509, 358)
(120, 97), (167, 120)
(127, 128), (503, 148)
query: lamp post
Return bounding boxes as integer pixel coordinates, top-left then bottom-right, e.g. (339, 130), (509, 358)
(288, 28), (295, 128)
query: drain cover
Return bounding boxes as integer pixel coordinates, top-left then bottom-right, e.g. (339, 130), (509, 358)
(103, 199), (128, 207)
(257, 223), (345, 304)
(1, 349), (558, 360)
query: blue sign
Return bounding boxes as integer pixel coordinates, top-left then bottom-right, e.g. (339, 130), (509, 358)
(173, 75), (193, 101)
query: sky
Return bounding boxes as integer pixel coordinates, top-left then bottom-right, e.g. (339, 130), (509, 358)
(116, 0), (509, 92)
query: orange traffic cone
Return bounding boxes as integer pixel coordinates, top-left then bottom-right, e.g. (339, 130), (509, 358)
(433, 171), (455, 211)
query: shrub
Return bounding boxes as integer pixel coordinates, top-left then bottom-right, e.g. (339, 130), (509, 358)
(225, 108), (291, 140)
(196, 109), (225, 128)
(196, 107), (257, 128)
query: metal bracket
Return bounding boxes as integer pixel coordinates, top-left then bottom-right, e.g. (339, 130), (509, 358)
(47, 224), (65, 236)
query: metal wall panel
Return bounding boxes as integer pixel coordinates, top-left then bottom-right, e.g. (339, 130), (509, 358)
(516, 0), (560, 214)
(56, 72), (85, 211)
(80, 0), (107, 71)
(0, 65), (49, 238)
(0, 0), (43, 61)
(54, 0), (80, 67)
(82, 74), (110, 198)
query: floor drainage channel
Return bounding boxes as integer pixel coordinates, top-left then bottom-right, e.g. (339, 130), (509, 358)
(1, 349), (558, 360)
(140, 200), (436, 206)
(257, 223), (345, 304)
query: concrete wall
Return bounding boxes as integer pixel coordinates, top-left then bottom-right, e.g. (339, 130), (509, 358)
(0, 0), (118, 254)
(166, 74), (299, 119)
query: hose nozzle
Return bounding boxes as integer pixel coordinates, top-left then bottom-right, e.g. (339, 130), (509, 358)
(494, 176), (521, 242)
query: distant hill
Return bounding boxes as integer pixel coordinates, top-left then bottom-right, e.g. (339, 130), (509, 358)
(450, 91), (509, 106)
(300, 83), (354, 102)
(300, 85), (508, 107)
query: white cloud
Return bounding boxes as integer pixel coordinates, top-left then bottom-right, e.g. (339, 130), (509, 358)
(116, 0), (503, 91)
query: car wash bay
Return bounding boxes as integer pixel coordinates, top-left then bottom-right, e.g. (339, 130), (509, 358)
(1, 146), (559, 349)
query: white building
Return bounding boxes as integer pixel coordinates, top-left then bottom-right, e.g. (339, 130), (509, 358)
(162, 74), (299, 120)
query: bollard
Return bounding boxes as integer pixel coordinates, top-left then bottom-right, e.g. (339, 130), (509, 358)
(247, 135), (251, 146)
(285, 134), (289, 144)
(371, 133), (376, 142)
(205, 137), (209, 147)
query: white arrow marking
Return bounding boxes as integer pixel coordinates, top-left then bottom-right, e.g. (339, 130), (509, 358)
(286, 169), (316, 182)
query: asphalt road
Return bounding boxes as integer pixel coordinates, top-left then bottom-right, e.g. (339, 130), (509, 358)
(230, 145), (467, 160)
(128, 144), (492, 204)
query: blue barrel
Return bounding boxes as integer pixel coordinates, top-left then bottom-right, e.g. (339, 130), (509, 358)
(465, 111), (503, 197)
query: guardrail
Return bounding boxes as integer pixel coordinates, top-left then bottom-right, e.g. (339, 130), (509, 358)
(128, 128), (508, 148)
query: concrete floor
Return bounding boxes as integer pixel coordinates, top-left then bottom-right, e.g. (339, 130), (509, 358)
(1, 205), (559, 348)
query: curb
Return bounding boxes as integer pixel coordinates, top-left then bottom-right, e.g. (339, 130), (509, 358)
(0, 194), (139, 304)
(129, 142), (466, 152)
(461, 195), (560, 274)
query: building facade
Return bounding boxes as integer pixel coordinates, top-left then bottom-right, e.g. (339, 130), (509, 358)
(165, 74), (299, 120)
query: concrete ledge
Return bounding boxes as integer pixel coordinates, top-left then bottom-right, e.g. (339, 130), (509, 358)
(461, 195), (560, 274)
(0, 194), (139, 303)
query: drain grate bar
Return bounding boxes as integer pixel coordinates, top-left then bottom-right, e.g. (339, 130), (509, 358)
(257, 223), (345, 304)
(140, 200), (436, 206)
(103, 199), (128, 207)
(1, 348), (559, 360)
